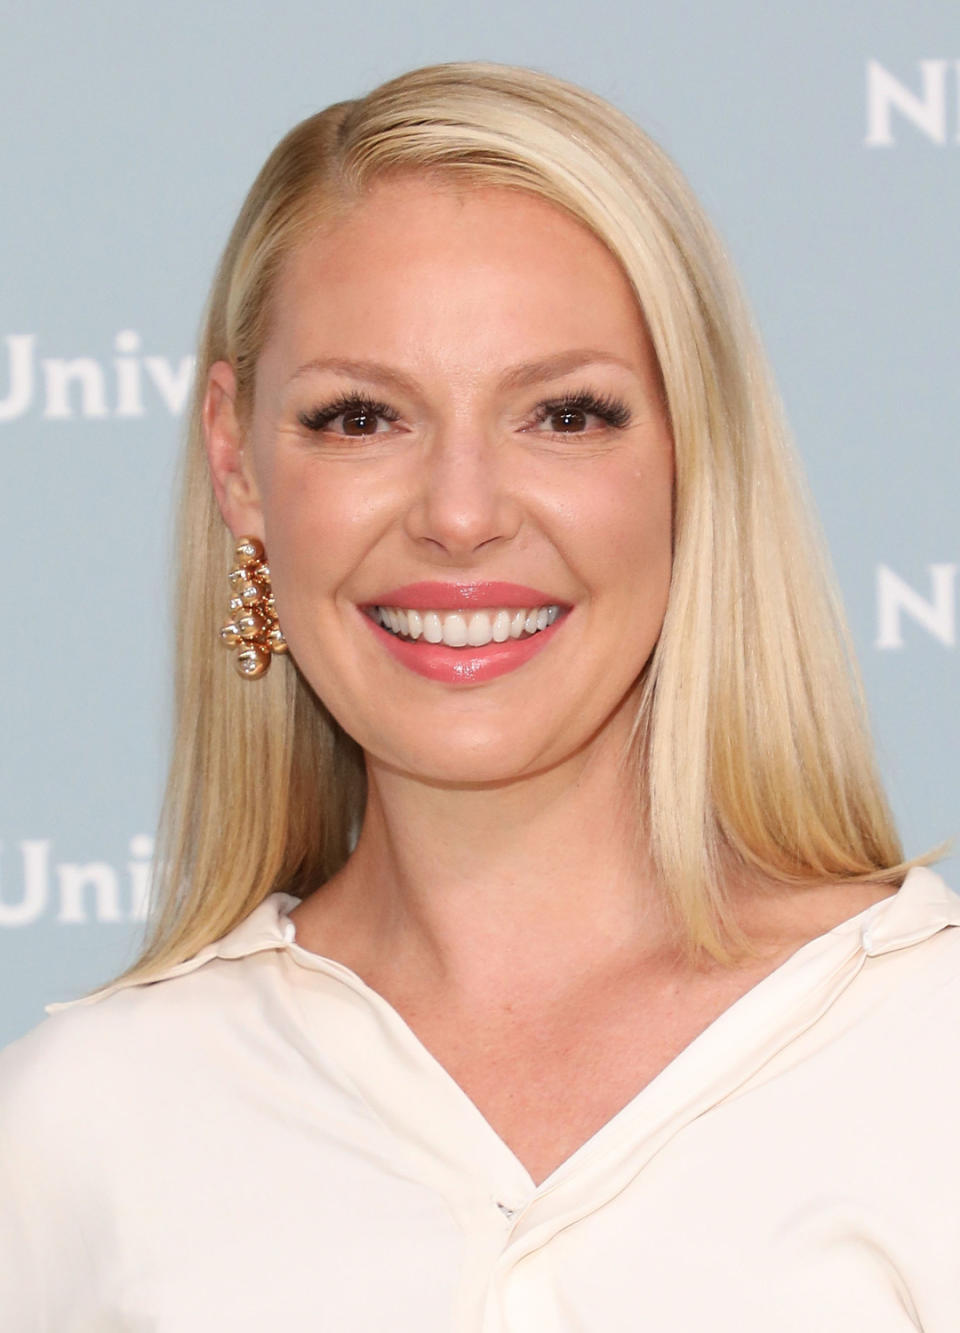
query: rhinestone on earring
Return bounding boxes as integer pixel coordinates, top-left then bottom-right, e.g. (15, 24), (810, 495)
(219, 536), (288, 679)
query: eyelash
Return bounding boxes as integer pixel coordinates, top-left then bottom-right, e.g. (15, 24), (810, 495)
(297, 388), (632, 435)
(529, 389), (631, 432)
(298, 391), (399, 434)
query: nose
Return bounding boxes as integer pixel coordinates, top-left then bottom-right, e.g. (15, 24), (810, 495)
(403, 426), (523, 560)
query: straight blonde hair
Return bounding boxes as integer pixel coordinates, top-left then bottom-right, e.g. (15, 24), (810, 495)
(101, 59), (940, 989)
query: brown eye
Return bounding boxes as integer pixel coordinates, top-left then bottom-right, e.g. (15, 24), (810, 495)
(298, 393), (399, 436)
(528, 390), (632, 437)
(549, 406), (589, 432)
(341, 406), (382, 436)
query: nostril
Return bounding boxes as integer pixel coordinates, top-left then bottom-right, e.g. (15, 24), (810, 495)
(402, 477), (524, 556)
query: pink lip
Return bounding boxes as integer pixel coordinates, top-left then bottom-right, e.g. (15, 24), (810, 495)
(367, 581), (565, 610)
(361, 608), (569, 684)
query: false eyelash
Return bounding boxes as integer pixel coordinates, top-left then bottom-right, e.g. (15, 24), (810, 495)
(298, 391), (400, 433)
(298, 387), (632, 435)
(529, 389), (631, 431)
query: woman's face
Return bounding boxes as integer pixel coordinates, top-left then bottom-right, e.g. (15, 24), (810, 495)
(206, 176), (675, 785)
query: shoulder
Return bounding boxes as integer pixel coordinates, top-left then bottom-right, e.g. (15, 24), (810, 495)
(0, 891), (302, 1140)
(872, 919), (960, 1016)
(828, 913), (960, 1113)
(0, 959), (274, 1327)
(0, 945), (284, 1155)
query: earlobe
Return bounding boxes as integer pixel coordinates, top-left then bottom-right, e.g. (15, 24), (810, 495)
(202, 360), (264, 540)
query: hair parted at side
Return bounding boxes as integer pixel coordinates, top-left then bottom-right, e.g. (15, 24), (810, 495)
(96, 58), (942, 993)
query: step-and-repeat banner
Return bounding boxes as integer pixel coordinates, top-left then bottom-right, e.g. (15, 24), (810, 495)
(2, 3), (957, 1047)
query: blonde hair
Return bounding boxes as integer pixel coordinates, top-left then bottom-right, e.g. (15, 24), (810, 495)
(103, 59), (940, 988)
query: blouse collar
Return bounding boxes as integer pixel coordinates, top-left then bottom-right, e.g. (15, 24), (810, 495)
(45, 864), (960, 1014)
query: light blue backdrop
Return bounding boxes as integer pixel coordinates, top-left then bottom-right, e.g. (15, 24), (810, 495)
(2, 0), (957, 1047)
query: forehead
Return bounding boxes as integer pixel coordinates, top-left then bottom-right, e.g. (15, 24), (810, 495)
(288, 174), (627, 278)
(265, 177), (651, 373)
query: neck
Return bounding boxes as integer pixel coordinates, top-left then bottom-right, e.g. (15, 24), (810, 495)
(299, 723), (674, 1001)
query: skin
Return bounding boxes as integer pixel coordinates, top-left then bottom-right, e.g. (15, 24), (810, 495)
(204, 177), (896, 1185)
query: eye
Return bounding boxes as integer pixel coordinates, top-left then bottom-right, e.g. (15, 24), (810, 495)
(298, 392), (399, 437)
(527, 389), (631, 435)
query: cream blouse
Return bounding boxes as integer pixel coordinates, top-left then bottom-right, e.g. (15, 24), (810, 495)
(2, 865), (960, 1331)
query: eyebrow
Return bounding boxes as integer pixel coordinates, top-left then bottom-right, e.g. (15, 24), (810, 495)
(286, 349), (638, 395)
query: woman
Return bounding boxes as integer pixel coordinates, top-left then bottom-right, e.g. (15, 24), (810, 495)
(1, 60), (958, 1331)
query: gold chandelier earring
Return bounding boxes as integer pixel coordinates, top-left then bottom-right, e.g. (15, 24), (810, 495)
(219, 536), (288, 679)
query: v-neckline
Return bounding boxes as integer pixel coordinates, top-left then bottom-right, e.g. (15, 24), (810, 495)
(272, 868), (957, 1201)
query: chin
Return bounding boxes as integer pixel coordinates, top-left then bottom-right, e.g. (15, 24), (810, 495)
(367, 724), (561, 788)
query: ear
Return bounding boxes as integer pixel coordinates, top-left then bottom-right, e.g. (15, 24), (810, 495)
(202, 360), (264, 542)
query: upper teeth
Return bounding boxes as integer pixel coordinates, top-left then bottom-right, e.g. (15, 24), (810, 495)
(373, 605), (560, 647)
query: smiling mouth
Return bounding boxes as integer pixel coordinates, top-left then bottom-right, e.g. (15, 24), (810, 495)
(366, 604), (562, 648)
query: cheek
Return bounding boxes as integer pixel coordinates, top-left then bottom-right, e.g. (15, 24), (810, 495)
(252, 466), (365, 640)
(567, 452), (674, 603)
(255, 443), (392, 573)
(565, 453), (674, 702)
